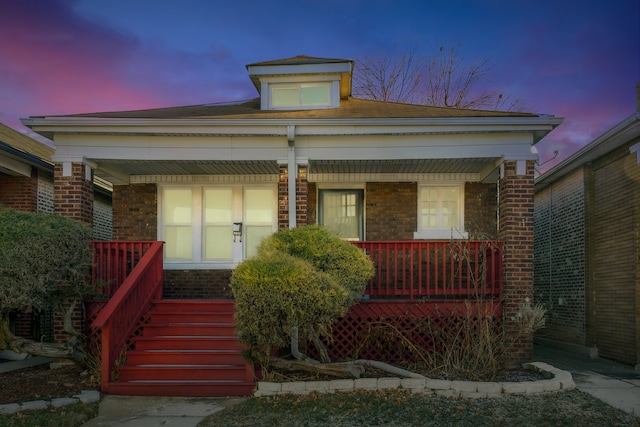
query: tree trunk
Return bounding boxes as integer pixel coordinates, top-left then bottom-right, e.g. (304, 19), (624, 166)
(270, 357), (365, 379)
(0, 300), (87, 366)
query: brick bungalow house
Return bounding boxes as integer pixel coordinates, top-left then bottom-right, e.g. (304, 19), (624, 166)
(0, 122), (113, 343)
(534, 84), (640, 368)
(22, 56), (562, 395)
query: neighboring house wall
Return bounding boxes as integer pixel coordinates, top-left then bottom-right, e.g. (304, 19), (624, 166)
(587, 143), (639, 365)
(37, 176), (54, 213)
(535, 136), (640, 366)
(534, 169), (586, 345)
(0, 173), (38, 211)
(93, 191), (113, 240)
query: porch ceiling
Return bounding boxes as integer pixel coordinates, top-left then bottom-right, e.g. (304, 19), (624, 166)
(93, 157), (500, 184)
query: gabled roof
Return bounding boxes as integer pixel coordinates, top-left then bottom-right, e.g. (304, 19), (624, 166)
(246, 55), (352, 67)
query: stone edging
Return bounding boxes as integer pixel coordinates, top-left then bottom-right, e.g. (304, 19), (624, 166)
(255, 362), (575, 398)
(0, 390), (101, 415)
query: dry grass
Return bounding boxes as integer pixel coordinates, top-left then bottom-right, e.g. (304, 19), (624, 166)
(198, 389), (639, 426)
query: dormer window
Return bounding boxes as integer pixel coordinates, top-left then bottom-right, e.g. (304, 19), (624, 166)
(271, 83), (331, 109)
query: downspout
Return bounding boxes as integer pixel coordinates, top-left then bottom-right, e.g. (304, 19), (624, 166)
(287, 124), (297, 229)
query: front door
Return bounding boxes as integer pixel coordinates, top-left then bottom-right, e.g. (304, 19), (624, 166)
(318, 189), (364, 240)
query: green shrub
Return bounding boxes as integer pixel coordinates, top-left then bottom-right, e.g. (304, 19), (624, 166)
(231, 252), (349, 363)
(231, 226), (374, 365)
(257, 225), (374, 300)
(0, 208), (93, 318)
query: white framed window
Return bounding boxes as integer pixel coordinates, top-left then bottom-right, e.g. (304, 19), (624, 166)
(159, 185), (277, 269)
(269, 83), (332, 109)
(414, 183), (467, 239)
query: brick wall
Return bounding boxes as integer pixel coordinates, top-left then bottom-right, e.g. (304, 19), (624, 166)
(588, 143), (639, 365)
(112, 183), (157, 240)
(365, 182), (417, 240)
(163, 269), (234, 299)
(534, 169), (586, 345)
(464, 182), (498, 238)
(54, 163), (93, 226)
(0, 172), (38, 212)
(499, 160), (535, 362)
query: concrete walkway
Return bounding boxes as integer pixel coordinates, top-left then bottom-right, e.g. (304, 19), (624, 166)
(80, 395), (245, 427)
(534, 344), (640, 417)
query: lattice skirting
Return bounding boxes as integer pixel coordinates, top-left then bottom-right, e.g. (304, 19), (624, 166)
(308, 300), (503, 363)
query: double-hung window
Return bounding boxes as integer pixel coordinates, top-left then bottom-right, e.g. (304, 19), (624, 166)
(414, 184), (467, 239)
(160, 185), (276, 269)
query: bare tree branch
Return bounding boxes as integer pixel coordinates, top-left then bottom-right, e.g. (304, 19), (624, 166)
(353, 43), (529, 112)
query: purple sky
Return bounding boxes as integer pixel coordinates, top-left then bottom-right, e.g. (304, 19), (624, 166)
(1, 0), (638, 171)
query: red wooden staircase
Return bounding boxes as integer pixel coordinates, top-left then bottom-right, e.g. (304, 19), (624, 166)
(104, 300), (255, 397)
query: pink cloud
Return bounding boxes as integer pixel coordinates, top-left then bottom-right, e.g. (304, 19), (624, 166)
(0, 0), (255, 133)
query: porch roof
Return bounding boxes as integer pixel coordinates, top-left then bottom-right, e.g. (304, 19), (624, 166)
(22, 97), (562, 186)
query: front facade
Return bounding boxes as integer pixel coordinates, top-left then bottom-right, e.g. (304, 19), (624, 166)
(24, 56), (562, 361)
(534, 90), (640, 367)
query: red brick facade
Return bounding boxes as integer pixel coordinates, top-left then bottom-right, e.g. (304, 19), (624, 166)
(112, 183), (157, 240)
(464, 182), (498, 238)
(365, 182), (417, 240)
(498, 160), (536, 362)
(54, 163), (93, 226)
(0, 172), (38, 212)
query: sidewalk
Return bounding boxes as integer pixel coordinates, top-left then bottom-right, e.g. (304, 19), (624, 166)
(534, 343), (640, 417)
(80, 395), (245, 427)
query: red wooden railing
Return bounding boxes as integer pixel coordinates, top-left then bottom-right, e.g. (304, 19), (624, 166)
(352, 240), (502, 300)
(90, 241), (164, 391)
(91, 240), (158, 296)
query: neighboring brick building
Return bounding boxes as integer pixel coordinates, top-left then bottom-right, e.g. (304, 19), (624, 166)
(534, 85), (640, 367)
(0, 123), (113, 341)
(24, 55), (562, 361)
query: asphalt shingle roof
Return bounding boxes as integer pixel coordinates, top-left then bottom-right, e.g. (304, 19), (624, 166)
(53, 97), (536, 120)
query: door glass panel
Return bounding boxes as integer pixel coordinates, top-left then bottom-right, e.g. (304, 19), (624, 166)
(245, 225), (273, 258)
(245, 188), (274, 222)
(245, 188), (275, 257)
(204, 188), (233, 260)
(205, 226), (233, 259)
(320, 190), (362, 240)
(204, 188), (232, 222)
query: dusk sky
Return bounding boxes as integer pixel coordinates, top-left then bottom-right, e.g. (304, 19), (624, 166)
(1, 0), (638, 171)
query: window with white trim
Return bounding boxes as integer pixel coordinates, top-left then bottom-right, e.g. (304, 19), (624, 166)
(270, 83), (332, 109)
(159, 185), (276, 269)
(414, 184), (467, 239)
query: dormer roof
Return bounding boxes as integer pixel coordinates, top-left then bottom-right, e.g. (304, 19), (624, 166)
(246, 55), (353, 99)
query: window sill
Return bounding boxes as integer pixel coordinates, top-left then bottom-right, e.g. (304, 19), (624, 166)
(413, 229), (469, 240)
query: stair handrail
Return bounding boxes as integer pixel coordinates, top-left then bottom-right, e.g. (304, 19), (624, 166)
(91, 240), (164, 391)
